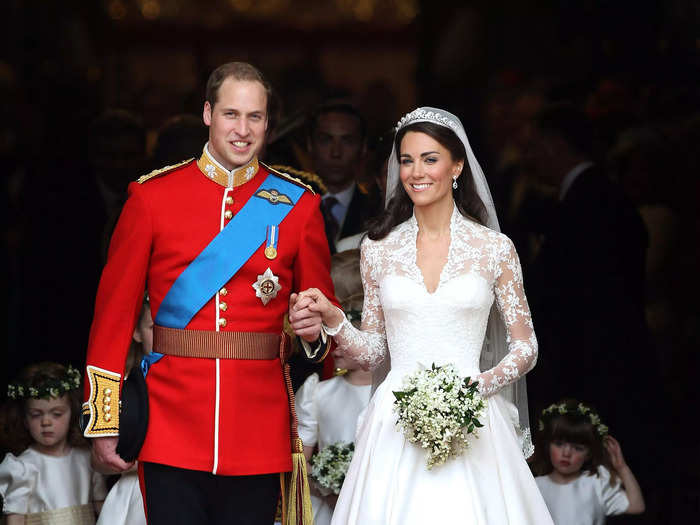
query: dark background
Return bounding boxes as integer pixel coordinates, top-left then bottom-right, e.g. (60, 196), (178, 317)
(2, 0), (698, 521)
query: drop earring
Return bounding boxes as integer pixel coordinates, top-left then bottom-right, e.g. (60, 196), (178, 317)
(452, 176), (458, 190)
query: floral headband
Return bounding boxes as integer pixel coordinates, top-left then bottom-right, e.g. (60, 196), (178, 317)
(538, 402), (609, 437)
(7, 365), (81, 400)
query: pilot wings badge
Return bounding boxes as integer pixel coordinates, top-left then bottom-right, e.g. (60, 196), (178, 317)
(254, 188), (293, 205)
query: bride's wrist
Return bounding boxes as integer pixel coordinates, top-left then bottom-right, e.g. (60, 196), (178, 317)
(322, 306), (346, 334)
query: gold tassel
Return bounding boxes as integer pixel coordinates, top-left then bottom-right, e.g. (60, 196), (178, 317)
(281, 438), (313, 525)
(279, 332), (314, 525)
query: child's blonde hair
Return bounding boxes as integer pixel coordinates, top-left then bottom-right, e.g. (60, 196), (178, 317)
(331, 249), (363, 327)
(0, 362), (87, 455)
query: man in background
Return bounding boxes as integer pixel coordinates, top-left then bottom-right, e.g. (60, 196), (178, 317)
(308, 102), (381, 253)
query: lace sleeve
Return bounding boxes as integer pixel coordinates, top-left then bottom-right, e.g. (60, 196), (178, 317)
(327, 241), (388, 371)
(477, 237), (538, 397)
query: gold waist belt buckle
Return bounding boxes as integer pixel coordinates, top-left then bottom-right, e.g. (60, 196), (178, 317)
(153, 325), (281, 360)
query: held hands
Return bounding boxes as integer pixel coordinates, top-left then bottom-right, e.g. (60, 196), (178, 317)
(91, 436), (134, 475)
(289, 291), (323, 342)
(289, 288), (343, 341)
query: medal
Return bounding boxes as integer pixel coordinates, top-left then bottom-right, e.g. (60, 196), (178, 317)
(264, 225), (278, 260)
(252, 268), (282, 305)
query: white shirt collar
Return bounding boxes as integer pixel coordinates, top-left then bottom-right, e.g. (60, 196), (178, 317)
(559, 161), (594, 201)
(324, 183), (356, 227)
(325, 183), (355, 209)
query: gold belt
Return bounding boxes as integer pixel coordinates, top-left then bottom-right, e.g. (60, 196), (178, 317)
(25, 504), (95, 525)
(153, 325), (281, 360)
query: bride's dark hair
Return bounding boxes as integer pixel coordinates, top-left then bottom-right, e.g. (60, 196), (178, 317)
(367, 121), (488, 240)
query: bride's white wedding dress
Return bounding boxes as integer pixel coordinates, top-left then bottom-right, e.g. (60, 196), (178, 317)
(327, 207), (553, 524)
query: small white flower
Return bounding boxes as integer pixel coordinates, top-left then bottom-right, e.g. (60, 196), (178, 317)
(310, 442), (354, 495)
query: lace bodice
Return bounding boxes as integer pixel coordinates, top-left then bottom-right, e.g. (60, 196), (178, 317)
(329, 206), (537, 397)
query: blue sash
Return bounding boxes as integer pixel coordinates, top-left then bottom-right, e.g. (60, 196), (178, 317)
(154, 173), (305, 329)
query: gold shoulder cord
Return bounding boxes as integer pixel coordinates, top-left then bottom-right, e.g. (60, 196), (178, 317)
(137, 158), (194, 184)
(264, 163), (325, 195)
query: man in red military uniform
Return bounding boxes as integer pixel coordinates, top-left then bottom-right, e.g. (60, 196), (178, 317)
(82, 62), (336, 524)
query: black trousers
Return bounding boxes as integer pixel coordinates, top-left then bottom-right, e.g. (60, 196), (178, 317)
(141, 462), (280, 525)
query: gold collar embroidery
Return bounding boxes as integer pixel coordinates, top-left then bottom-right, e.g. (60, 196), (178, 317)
(197, 145), (259, 188)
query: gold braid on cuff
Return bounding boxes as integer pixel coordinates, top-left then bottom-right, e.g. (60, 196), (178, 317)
(83, 365), (121, 437)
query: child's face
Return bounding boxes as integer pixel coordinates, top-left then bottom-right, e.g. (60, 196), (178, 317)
(549, 439), (590, 476)
(24, 395), (72, 454)
(331, 348), (361, 372)
(133, 306), (154, 352)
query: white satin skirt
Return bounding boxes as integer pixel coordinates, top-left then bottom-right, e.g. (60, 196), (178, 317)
(330, 373), (553, 525)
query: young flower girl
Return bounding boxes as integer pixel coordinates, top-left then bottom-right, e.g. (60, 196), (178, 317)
(0, 362), (107, 524)
(531, 399), (645, 525)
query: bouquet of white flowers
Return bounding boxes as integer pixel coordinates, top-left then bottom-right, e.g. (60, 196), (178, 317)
(309, 442), (355, 495)
(393, 363), (486, 469)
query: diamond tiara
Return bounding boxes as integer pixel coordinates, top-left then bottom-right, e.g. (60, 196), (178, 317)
(395, 108), (459, 132)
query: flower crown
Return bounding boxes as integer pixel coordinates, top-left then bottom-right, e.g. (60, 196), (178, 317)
(7, 366), (81, 400)
(538, 402), (609, 437)
(395, 108), (459, 132)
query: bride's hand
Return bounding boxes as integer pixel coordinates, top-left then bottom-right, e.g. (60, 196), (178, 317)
(289, 292), (323, 342)
(296, 288), (345, 330)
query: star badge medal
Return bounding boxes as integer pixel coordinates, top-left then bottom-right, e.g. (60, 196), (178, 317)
(252, 268), (282, 305)
(264, 225), (278, 260)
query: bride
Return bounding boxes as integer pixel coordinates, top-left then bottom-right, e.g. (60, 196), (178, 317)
(291, 107), (553, 524)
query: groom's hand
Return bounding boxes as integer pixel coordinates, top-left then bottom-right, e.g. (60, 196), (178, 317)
(91, 436), (134, 474)
(289, 292), (323, 342)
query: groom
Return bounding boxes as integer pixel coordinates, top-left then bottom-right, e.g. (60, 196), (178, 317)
(82, 62), (336, 524)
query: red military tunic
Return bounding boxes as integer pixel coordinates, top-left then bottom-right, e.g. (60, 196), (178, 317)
(83, 147), (335, 476)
